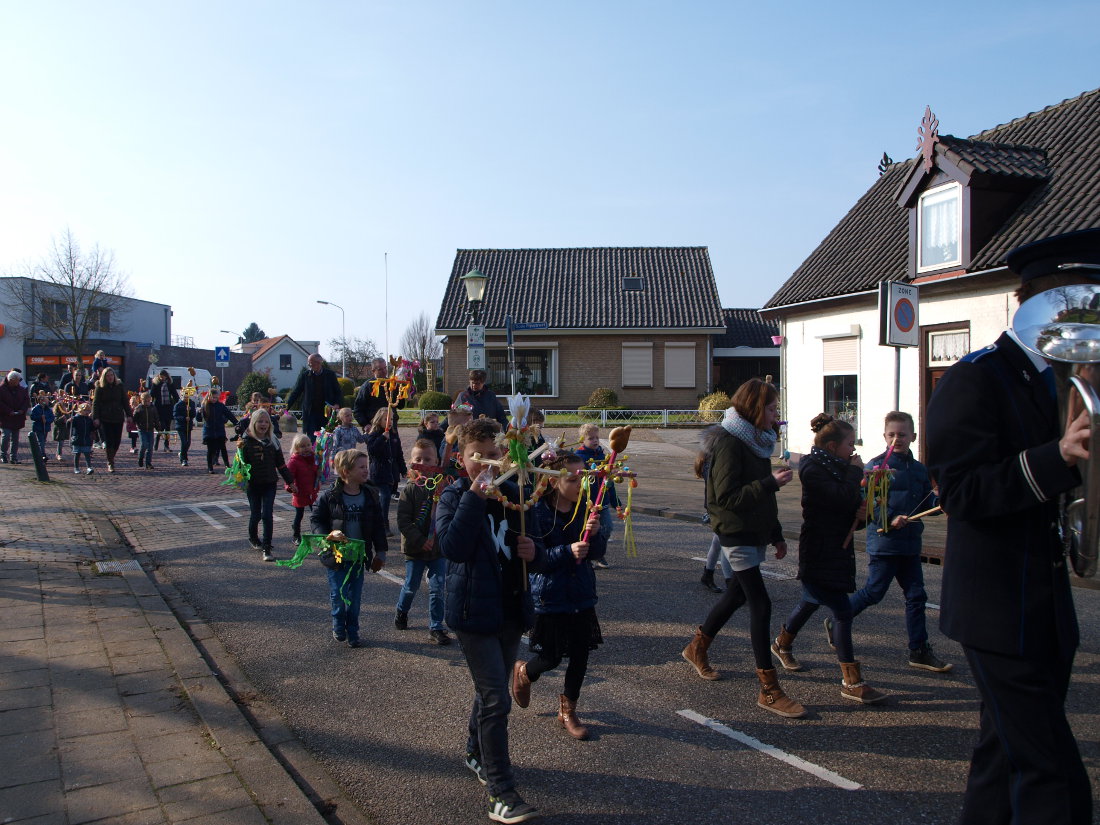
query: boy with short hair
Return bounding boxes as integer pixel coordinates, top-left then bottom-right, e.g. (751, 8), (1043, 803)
(436, 418), (544, 823)
(843, 411), (950, 672)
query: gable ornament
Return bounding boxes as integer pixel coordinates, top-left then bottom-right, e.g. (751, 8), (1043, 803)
(916, 105), (940, 173)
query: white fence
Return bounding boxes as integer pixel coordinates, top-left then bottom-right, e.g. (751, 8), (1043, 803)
(259, 408), (719, 427)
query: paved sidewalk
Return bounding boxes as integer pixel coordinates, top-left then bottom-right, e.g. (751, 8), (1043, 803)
(0, 464), (331, 824)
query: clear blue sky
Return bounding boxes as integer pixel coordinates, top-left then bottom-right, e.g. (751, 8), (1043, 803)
(1, 1), (1096, 359)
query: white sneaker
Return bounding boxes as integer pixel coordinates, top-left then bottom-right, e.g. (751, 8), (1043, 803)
(74, 468), (80, 474)
(85, 467), (94, 474)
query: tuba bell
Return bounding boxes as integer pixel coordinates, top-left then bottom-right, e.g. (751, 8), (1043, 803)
(1013, 283), (1100, 577)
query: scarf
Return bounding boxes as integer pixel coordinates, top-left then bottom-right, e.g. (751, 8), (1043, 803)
(807, 445), (850, 480)
(720, 408), (777, 459)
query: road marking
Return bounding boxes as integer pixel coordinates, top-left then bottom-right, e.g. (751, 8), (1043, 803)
(677, 709), (861, 790)
(926, 602), (939, 611)
(215, 504), (242, 518)
(188, 505), (226, 529)
(159, 509), (184, 524)
(274, 499), (296, 511)
(376, 570), (404, 586)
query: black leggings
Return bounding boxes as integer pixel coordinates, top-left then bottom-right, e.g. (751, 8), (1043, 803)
(206, 438), (229, 469)
(525, 640), (591, 702)
(293, 507), (305, 537)
(784, 583), (855, 662)
(700, 565), (772, 670)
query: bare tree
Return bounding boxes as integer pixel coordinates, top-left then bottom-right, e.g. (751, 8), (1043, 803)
(327, 336), (380, 380)
(2, 229), (131, 365)
(399, 312), (443, 367)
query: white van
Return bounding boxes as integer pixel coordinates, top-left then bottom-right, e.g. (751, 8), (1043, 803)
(146, 366), (214, 396)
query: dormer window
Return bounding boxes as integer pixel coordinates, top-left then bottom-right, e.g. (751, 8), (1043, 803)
(622, 276), (644, 291)
(917, 182), (962, 271)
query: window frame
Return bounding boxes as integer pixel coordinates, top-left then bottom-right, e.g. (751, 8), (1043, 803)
(485, 344), (558, 397)
(917, 181), (962, 272)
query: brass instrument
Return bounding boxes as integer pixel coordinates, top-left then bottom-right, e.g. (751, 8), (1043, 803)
(1013, 283), (1100, 577)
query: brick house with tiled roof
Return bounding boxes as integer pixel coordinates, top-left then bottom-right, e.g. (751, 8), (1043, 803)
(435, 247), (725, 407)
(712, 308), (780, 394)
(762, 88), (1100, 458)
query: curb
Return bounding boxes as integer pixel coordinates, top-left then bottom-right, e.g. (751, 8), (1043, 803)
(91, 511), (376, 825)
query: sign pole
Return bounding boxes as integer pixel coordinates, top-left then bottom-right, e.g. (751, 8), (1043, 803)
(506, 315), (516, 395)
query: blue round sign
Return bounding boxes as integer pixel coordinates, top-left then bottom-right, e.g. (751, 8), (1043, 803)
(894, 298), (915, 333)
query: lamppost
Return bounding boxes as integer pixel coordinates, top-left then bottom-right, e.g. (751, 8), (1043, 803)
(460, 269), (488, 376)
(316, 300), (346, 378)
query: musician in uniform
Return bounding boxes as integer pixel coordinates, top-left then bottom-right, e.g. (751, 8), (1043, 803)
(926, 228), (1098, 824)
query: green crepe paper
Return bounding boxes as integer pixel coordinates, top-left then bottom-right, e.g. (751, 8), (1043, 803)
(507, 437), (529, 470)
(276, 534), (369, 607)
(221, 452), (251, 489)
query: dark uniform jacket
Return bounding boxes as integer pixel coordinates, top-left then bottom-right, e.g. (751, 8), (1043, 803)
(926, 332), (1080, 658)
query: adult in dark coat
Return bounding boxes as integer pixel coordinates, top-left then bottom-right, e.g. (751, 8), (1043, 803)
(149, 370), (180, 452)
(91, 368), (129, 472)
(454, 369), (508, 428)
(926, 228), (1098, 825)
(353, 358), (390, 427)
(0, 370), (31, 463)
(285, 354), (343, 441)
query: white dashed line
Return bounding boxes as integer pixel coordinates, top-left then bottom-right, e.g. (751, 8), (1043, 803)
(215, 504), (242, 518)
(188, 505), (226, 530)
(677, 709), (861, 790)
(159, 509), (184, 524)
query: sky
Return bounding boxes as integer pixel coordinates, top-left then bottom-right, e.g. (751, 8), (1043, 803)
(1, 1), (1097, 360)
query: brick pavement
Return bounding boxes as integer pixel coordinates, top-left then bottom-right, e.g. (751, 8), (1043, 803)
(0, 443), (333, 825)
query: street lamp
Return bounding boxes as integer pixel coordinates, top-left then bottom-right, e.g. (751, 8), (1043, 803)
(461, 269), (488, 325)
(316, 300), (346, 377)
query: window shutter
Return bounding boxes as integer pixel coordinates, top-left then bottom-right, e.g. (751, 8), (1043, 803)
(663, 343), (696, 388)
(622, 343), (653, 387)
(822, 337), (858, 373)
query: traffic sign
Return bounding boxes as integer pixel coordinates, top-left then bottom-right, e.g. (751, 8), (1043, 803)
(467, 346), (486, 370)
(878, 282), (919, 348)
(512, 321), (548, 330)
(215, 346), (230, 368)
(467, 325), (486, 346)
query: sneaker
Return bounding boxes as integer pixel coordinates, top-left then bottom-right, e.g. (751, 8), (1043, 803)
(262, 547), (275, 562)
(429, 628), (452, 646)
(85, 467), (94, 474)
(908, 642), (953, 673)
(824, 617), (835, 650)
(248, 539), (263, 551)
(74, 468), (81, 474)
(488, 793), (538, 823)
(130, 447), (137, 453)
(332, 630), (347, 642)
(107, 463), (115, 473)
(348, 638), (362, 648)
(594, 559), (610, 569)
(292, 533), (302, 546)
(394, 610), (408, 630)
(464, 752), (487, 786)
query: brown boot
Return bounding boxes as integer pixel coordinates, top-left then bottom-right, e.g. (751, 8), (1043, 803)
(511, 660), (531, 709)
(755, 668), (807, 718)
(682, 626), (721, 680)
(840, 661), (887, 704)
(558, 694), (589, 739)
(770, 625), (802, 671)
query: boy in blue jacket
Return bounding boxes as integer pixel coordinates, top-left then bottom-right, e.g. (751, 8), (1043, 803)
(436, 418), (544, 824)
(848, 411), (951, 672)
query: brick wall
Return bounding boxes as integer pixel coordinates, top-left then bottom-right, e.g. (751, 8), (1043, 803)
(442, 332), (711, 408)
(123, 343), (252, 396)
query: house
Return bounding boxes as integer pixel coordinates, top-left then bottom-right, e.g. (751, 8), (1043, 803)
(231, 335), (320, 390)
(434, 247), (726, 407)
(0, 276), (171, 387)
(761, 88), (1100, 458)
(712, 308), (780, 394)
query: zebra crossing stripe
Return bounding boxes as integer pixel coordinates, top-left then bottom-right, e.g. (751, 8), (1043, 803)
(188, 505), (226, 530)
(215, 504), (242, 518)
(677, 709), (861, 790)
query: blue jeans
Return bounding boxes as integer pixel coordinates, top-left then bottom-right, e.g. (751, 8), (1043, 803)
(175, 427), (192, 462)
(785, 581), (855, 663)
(455, 620), (524, 797)
(849, 554), (928, 649)
(327, 566), (365, 641)
(396, 557), (447, 630)
(246, 483), (277, 546)
(138, 431), (154, 466)
(1, 428), (19, 460)
(376, 483), (393, 527)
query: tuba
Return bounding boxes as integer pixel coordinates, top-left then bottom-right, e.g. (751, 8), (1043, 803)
(1013, 283), (1100, 577)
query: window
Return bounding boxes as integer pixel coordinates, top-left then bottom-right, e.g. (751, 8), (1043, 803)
(280, 354), (293, 370)
(928, 330), (970, 366)
(622, 343), (653, 387)
(824, 375), (859, 431)
(87, 307), (110, 333)
(622, 276), (644, 291)
(43, 300), (67, 326)
(663, 343), (696, 388)
(486, 347), (556, 396)
(918, 183), (961, 271)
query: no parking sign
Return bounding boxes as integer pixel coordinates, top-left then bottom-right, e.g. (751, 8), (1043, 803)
(879, 281), (919, 347)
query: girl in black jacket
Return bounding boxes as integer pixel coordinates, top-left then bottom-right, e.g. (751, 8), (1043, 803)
(778, 413), (886, 704)
(238, 410), (295, 561)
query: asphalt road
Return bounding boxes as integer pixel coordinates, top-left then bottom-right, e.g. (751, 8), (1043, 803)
(117, 498), (1100, 825)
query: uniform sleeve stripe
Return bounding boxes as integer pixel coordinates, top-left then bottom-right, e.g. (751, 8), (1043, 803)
(1018, 451), (1047, 502)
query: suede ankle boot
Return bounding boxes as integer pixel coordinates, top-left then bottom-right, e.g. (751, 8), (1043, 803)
(682, 626), (720, 680)
(840, 661), (887, 704)
(755, 668), (807, 718)
(558, 694), (589, 739)
(770, 625), (803, 671)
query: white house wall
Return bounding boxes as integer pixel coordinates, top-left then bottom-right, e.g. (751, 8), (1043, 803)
(253, 340), (311, 387)
(778, 281), (1016, 460)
